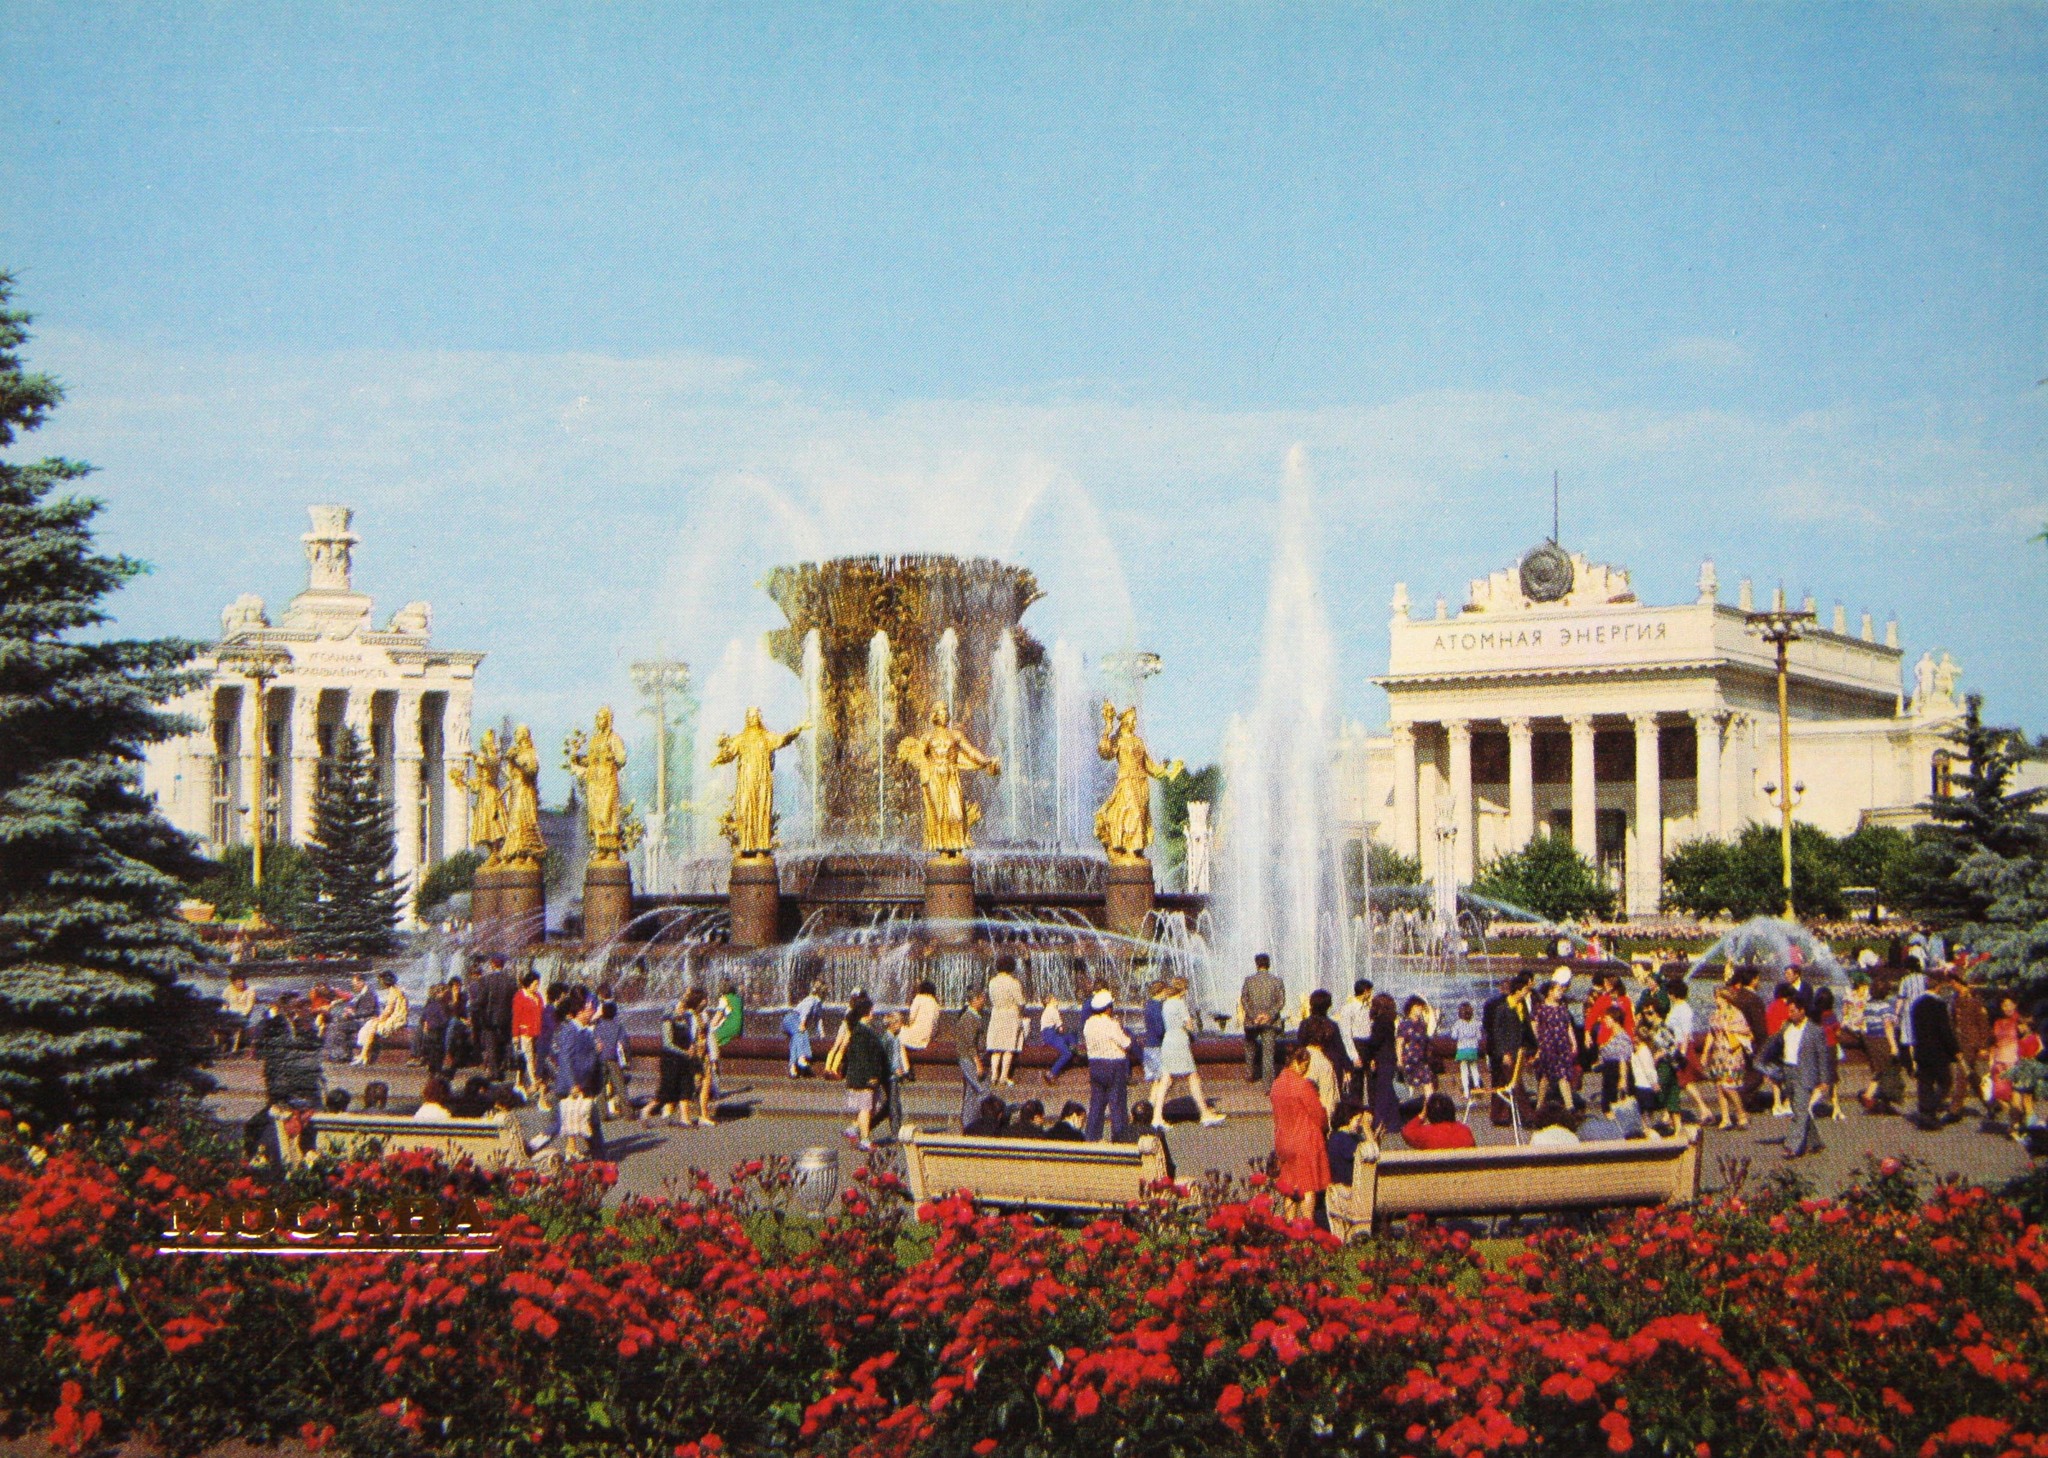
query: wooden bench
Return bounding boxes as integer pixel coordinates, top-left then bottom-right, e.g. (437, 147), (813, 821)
(1326, 1127), (1703, 1240)
(899, 1124), (1177, 1211)
(273, 1111), (532, 1170)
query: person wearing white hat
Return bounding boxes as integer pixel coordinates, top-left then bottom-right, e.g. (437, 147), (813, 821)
(1082, 991), (1133, 1142)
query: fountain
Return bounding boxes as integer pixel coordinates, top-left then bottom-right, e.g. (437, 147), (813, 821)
(761, 554), (1046, 846)
(1690, 917), (1847, 982)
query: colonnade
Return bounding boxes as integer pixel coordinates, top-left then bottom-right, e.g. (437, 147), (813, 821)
(1386, 708), (1750, 915)
(218, 683), (469, 890)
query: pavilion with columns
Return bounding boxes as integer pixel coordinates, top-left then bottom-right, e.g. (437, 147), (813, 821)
(1337, 542), (1968, 918)
(143, 506), (483, 919)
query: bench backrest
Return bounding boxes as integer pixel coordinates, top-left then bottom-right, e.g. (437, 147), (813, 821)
(1332, 1128), (1701, 1234)
(275, 1111), (530, 1170)
(900, 1124), (1171, 1210)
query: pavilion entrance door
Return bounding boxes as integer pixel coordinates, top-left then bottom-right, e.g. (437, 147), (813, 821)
(1595, 808), (1627, 896)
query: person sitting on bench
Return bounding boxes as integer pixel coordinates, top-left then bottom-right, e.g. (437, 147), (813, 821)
(1401, 1092), (1476, 1150)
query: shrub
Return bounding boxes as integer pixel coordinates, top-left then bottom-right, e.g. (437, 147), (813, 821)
(1470, 829), (1615, 921)
(413, 850), (484, 921)
(4, 1115), (2045, 1456)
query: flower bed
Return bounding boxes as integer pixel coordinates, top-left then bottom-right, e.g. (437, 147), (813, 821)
(1, 1109), (2044, 1457)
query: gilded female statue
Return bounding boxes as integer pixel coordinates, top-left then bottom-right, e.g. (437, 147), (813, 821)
(498, 725), (547, 868)
(565, 707), (629, 865)
(449, 728), (507, 865)
(896, 703), (1000, 855)
(712, 707), (806, 859)
(1094, 702), (1182, 864)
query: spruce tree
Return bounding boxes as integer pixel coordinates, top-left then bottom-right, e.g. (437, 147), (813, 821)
(296, 727), (404, 957)
(1899, 695), (2047, 927)
(0, 275), (220, 1127)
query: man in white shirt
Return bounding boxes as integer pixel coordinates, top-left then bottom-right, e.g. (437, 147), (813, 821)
(1082, 992), (1133, 1142)
(1760, 999), (1830, 1159)
(1338, 980), (1375, 1101)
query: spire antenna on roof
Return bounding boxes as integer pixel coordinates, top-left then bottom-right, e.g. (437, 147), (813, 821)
(1551, 470), (1560, 545)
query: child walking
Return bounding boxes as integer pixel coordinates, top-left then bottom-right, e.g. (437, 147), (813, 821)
(1451, 1001), (1483, 1098)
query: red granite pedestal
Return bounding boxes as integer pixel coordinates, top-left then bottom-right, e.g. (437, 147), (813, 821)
(728, 856), (782, 949)
(583, 861), (633, 947)
(923, 855), (975, 942)
(1104, 859), (1157, 939)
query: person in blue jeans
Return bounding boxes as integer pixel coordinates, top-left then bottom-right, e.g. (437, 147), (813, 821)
(1038, 994), (1081, 1084)
(1082, 991), (1133, 1141)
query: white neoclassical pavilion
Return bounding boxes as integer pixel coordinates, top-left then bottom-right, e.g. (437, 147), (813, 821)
(143, 506), (483, 913)
(1337, 544), (1968, 917)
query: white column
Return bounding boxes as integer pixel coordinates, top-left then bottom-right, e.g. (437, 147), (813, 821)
(1568, 714), (1597, 862)
(394, 691), (425, 903)
(280, 689), (312, 844)
(1390, 723), (1418, 860)
(1631, 713), (1662, 917)
(1446, 719), (1474, 885)
(1692, 710), (1723, 841)
(343, 690), (374, 754)
(1725, 713), (1752, 831)
(1504, 716), (1535, 850)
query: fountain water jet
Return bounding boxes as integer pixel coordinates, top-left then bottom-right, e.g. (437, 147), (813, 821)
(1215, 447), (1349, 1008)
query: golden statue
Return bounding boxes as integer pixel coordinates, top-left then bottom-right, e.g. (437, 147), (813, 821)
(564, 707), (629, 865)
(498, 725), (547, 868)
(449, 729), (507, 866)
(896, 703), (1000, 855)
(1094, 702), (1183, 864)
(712, 708), (806, 859)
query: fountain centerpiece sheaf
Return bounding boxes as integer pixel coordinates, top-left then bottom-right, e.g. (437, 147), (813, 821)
(761, 554), (1046, 847)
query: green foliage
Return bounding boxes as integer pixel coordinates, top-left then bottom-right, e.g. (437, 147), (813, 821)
(1958, 851), (2048, 982)
(1366, 839), (1424, 888)
(1895, 695), (2047, 929)
(1833, 823), (1917, 902)
(1345, 838), (1427, 912)
(1662, 821), (1848, 920)
(415, 849), (484, 919)
(1470, 829), (1615, 921)
(188, 841), (315, 926)
(0, 275), (219, 1127)
(295, 727), (404, 957)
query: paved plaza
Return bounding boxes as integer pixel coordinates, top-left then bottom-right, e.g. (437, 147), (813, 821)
(205, 1053), (2036, 1209)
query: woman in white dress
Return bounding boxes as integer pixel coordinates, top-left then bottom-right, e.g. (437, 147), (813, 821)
(985, 959), (1026, 1085)
(1149, 977), (1226, 1128)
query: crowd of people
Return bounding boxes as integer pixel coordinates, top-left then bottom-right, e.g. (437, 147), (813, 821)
(228, 956), (746, 1163)
(224, 936), (2044, 1207)
(1256, 940), (2048, 1227)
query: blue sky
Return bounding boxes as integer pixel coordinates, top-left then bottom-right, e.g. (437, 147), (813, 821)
(3, 2), (2044, 777)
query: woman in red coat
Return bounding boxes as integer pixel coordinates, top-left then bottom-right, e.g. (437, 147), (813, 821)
(1269, 1042), (1332, 1222)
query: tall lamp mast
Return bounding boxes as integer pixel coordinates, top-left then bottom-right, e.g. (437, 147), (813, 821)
(1745, 598), (1815, 919)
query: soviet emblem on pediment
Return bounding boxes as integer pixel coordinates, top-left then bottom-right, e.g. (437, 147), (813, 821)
(1518, 543), (1575, 603)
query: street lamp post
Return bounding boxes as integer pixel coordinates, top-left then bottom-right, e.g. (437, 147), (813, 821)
(1433, 807), (1460, 957)
(630, 659), (690, 890)
(215, 644), (293, 897)
(1745, 603), (1816, 920)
